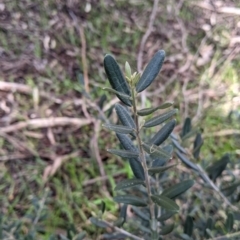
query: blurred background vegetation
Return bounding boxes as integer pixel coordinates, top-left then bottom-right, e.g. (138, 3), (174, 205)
(0, 0), (239, 239)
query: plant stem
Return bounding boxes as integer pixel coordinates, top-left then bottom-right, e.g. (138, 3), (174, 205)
(100, 219), (144, 240)
(131, 88), (156, 231)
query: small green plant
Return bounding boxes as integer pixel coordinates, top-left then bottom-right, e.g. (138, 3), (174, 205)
(90, 50), (194, 239)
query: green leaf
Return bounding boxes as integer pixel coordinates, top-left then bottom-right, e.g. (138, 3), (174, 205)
(116, 134), (145, 180)
(151, 146), (173, 167)
(90, 217), (108, 228)
(98, 94), (107, 110)
(103, 124), (134, 134)
(107, 149), (139, 158)
(226, 212), (234, 232)
(142, 142), (171, 159)
(148, 163), (177, 174)
(193, 133), (203, 159)
(158, 211), (176, 222)
(115, 104), (136, 131)
(161, 180), (194, 199)
(184, 216), (194, 237)
(179, 233), (193, 240)
(129, 159), (145, 181)
(114, 179), (145, 191)
(101, 201), (106, 214)
(152, 158), (166, 167)
(136, 50), (165, 93)
(116, 133), (137, 152)
(113, 195), (147, 207)
(74, 232), (86, 240)
(181, 117), (191, 138)
(207, 154), (230, 181)
(176, 151), (198, 171)
(132, 207), (150, 221)
(204, 217), (214, 239)
(163, 144), (174, 154)
(149, 119), (176, 146)
(160, 223), (175, 235)
(144, 109), (178, 128)
(104, 54), (131, 106)
(125, 61), (131, 79)
(137, 102), (173, 116)
(103, 87), (132, 100)
(102, 233), (126, 239)
(119, 204), (127, 226)
(151, 195), (179, 212)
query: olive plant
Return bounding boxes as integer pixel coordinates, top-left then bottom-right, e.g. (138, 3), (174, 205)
(90, 50), (194, 239)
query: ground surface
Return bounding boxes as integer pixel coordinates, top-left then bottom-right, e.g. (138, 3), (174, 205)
(0, 0), (240, 239)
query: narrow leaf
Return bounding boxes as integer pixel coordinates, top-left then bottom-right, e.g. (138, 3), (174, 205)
(103, 124), (134, 134)
(204, 217), (214, 238)
(129, 159), (145, 181)
(98, 94), (107, 110)
(144, 109), (177, 128)
(132, 207), (150, 221)
(115, 179), (145, 191)
(181, 117), (191, 138)
(181, 129), (198, 141)
(136, 50), (165, 93)
(176, 151), (198, 171)
(116, 133), (137, 152)
(142, 142), (171, 159)
(207, 154), (230, 181)
(104, 54), (131, 106)
(151, 145), (173, 167)
(120, 204), (127, 226)
(103, 87), (132, 100)
(226, 212), (234, 232)
(102, 233), (126, 239)
(161, 180), (194, 199)
(115, 104), (136, 130)
(113, 195), (147, 207)
(184, 216), (194, 237)
(101, 201), (106, 214)
(160, 223), (175, 235)
(75, 232), (86, 240)
(148, 163), (177, 174)
(163, 144), (173, 155)
(158, 211), (176, 222)
(116, 134), (145, 180)
(193, 133), (203, 159)
(149, 119), (176, 146)
(125, 61), (131, 78)
(90, 217), (108, 228)
(151, 195), (179, 212)
(137, 102), (173, 116)
(107, 149), (139, 158)
(152, 158), (166, 167)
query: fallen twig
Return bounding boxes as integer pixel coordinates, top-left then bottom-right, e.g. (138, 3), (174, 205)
(203, 129), (240, 138)
(0, 81), (62, 104)
(0, 117), (92, 133)
(97, 219), (144, 240)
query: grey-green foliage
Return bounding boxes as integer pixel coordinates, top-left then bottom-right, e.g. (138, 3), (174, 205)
(91, 50), (194, 239)
(174, 117), (239, 239)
